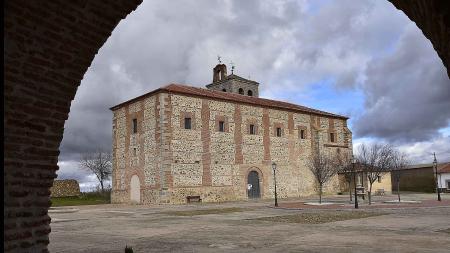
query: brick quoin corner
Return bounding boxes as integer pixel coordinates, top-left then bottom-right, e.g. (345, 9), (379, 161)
(4, 0), (449, 252)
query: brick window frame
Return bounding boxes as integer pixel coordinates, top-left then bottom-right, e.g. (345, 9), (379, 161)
(273, 122), (284, 137)
(180, 111), (196, 130)
(246, 119), (259, 135)
(215, 115), (229, 132)
(329, 132), (336, 143)
(132, 118), (138, 134)
(298, 125), (308, 139)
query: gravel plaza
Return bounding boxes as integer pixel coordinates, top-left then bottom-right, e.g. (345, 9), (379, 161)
(49, 193), (450, 253)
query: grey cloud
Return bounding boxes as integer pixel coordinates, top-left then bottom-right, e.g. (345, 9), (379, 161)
(57, 0), (449, 187)
(354, 25), (450, 142)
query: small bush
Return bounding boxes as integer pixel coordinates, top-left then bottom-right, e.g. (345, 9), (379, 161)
(125, 245), (133, 253)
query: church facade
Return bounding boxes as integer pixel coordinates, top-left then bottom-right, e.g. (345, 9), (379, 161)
(110, 64), (352, 204)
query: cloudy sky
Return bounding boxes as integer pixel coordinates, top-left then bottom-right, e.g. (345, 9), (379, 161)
(58, 0), (450, 191)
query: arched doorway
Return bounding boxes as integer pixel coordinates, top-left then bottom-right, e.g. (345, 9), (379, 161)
(130, 175), (141, 203)
(247, 171), (261, 199)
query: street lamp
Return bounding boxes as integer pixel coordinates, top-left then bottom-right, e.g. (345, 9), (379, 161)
(433, 153), (441, 201)
(272, 162), (278, 207)
(352, 156), (359, 209)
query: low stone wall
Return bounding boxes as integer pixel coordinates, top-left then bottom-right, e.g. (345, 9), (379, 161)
(50, 179), (81, 197)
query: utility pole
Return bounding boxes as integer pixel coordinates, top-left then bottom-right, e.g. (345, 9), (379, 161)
(433, 153), (441, 201)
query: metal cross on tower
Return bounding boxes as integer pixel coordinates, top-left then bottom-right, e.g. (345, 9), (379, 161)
(230, 61), (235, 74)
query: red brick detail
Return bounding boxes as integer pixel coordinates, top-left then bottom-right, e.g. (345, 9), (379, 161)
(244, 166), (265, 198)
(201, 99), (212, 186)
(328, 118), (336, 143)
(245, 118), (259, 135)
(288, 113), (294, 134)
(162, 94), (173, 188)
(179, 111), (196, 129)
(310, 115), (319, 150)
(262, 109), (271, 162)
(288, 113), (295, 161)
(272, 122), (285, 137)
(214, 115), (230, 132)
(234, 104), (243, 164)
(154, 94), (162, 189)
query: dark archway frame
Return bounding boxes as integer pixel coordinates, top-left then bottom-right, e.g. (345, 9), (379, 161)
(4, 0), (449, 251)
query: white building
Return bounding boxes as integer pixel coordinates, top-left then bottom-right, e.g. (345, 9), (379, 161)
(438, 163), (450, 192)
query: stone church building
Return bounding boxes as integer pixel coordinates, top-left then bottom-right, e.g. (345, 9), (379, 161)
(110, 64), (352, 204)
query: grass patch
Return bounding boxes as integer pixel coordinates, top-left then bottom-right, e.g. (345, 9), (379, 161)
(162, 207), (248, 216)
(51, 191), (110, 207)
(252, 211), (386, 224)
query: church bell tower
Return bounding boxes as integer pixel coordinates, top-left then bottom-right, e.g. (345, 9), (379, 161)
(206, 63), (259, 97)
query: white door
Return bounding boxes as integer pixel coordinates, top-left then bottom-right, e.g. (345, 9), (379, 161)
(130, 175), (141, 204)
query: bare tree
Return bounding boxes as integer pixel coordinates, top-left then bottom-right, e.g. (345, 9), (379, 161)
(356, 143), (394, 205)
(391, 149), (409, 202)
(79, 149), (112, 192)
(306, 152), (339, 204)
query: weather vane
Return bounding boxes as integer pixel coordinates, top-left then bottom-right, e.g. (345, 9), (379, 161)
(230, 61), (235, 74)
(217, 55), (222, 64)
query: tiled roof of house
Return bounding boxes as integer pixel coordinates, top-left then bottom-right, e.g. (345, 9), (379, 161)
(110, 84), (348, 119)
(401, 162), (450, 173)
(438, 163), (450, 173)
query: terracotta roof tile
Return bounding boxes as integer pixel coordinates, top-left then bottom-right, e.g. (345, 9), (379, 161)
(438, 163), (450, 173)
(110, 84), (348, 119)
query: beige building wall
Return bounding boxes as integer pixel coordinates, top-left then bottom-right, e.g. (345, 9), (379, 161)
(112, 92), (353, 204)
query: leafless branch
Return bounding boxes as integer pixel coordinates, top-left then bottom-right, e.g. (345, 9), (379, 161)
(79, 149), (112, 191)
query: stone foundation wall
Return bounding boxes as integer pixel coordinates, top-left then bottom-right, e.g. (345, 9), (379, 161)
(50, 179), (80, 197)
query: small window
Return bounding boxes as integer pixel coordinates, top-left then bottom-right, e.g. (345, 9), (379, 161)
(219, 121), (225, 132)
(300, 129), (305, 139)
(276, 127), (282, 137)
(132, 118), (137, 133)
(330, 132), (335, 142)
(238, 88), (244, 95)
(222, 88), (226, 92)
(133, 148), (137, 156)
(247, 90), (253, 96)
(377, 175), (382, 183)
(184, 117), (192, 129)
(249, 124), (256, 135)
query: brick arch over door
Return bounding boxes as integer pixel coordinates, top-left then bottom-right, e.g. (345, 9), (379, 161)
(4, 0), (449, 252)
(244, 166), (266, 198)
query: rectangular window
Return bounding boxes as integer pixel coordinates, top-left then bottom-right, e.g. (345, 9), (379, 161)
(377, 175), (382, 183)
(219, 121), (225, 132)
(330, 132), (335, 142)
(276, 127), (282, 137)
(300, 129), (305, 139)
(132, 118), (137, 133)
(249, 124), (256, 135)
(184, 117), (192, 129)
(133, 148), (137, 156)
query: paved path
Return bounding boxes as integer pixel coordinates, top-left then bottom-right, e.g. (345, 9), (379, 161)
(49, 193), (450, 252)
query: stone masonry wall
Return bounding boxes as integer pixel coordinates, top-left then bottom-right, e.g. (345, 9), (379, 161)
(50, 179), (80, 197)
(111, 92), (353, 204)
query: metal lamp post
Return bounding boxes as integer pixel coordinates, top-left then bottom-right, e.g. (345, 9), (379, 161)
(433, 153), (441, 201)
(352, 156), (359, 209)
(272, 162), (278, 207)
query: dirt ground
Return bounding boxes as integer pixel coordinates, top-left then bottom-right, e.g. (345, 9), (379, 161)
(49, 193), (450, 253)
